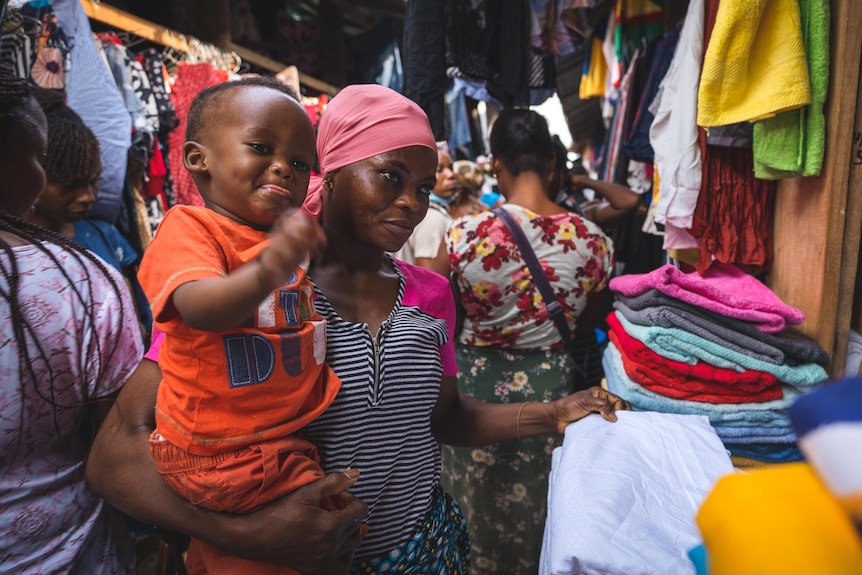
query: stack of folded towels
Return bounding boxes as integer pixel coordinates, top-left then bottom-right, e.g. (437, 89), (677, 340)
(602, 262), (830, 465)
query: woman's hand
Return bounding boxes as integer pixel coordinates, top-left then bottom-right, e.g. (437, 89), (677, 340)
(550, 387), (631, 434)
(217, 471), (368, 573)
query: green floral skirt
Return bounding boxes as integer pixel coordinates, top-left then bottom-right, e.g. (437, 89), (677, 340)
(440, 345), (576, 575)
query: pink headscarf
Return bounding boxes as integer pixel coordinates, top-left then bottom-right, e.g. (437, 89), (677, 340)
(302, 84), (436, 219)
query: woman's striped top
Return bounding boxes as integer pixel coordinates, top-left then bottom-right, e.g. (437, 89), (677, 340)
(303, 258), (458, 559)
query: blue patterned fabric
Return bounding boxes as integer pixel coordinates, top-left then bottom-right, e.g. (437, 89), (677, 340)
(351, 486), (470, 574)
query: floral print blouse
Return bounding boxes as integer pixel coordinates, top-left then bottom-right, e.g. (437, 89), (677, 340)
(447, 204), (614, 350)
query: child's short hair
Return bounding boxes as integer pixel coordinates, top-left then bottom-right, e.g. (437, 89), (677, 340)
(186, 76), (301, 141)
(30, 87), (101, 188)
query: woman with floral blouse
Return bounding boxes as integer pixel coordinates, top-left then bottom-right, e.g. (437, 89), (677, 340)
(442, 108), (615, 574)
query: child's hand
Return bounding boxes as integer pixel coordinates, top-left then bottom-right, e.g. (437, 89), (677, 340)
(257, 209), (326, 289)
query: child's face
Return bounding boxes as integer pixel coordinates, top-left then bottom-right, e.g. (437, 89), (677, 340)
(192, 87), (316, 230)
(32, 176), (99, 229)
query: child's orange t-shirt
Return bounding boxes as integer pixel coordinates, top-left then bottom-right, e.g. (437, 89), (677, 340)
(139, 206), (340, 456)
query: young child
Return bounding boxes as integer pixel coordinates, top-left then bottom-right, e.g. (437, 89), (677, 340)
(137, 77), (342, 575)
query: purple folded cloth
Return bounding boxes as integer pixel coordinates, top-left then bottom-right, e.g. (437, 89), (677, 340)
(609, 262), (805, 333)
(614, 289), (829, 366)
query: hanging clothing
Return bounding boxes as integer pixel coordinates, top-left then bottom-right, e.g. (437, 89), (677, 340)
(167, 62), (222, 207)
(140, 48), (179, 209)
(691, 142), (777, 274)
(697, 0), (811, 127)
(621, 27), (679, 163)
(648, 0), (704, 237)
(403, 0), (447, 139)
(50, 0), (132, 223)
(98, 36), (155, 168)
(579, 35), (608, 99)
(752, 0), (830, 179)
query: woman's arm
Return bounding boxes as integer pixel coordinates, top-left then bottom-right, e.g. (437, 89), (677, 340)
(571, 175), (641, 226)
(85, 358), (368, 573)
(430, 375), (630, 447)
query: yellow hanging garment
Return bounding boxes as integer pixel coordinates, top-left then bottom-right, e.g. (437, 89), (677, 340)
(697, 0), (811, 127)
(579, 36), (606, 99)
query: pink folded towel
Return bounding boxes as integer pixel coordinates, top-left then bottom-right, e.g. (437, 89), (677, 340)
(609, 262), (804, 333)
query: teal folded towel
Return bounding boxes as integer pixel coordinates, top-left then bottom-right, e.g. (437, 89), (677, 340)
(614, 312), (829, 387)
(603, 343), (798, 428)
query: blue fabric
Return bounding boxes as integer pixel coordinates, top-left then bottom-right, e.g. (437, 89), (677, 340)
(446, 86), (472, 153)
(350, 486), (470, 574)
(724, 442), (804, 462)
(74, 217), (152, 333)
(479, 191), (502, 208)
(687, 544), (710, 575)
(51, 0), (131, 224)
(790, 375), (862, 436)
(621, 28), (680, 163)
(711, 424), (797, 444)
(74, 218), (137, 271)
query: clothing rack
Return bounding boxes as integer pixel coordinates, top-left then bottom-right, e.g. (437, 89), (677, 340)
(80, 0), (339, 95)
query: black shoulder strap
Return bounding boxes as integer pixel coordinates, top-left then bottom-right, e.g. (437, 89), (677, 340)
(493, 207), (574, 353)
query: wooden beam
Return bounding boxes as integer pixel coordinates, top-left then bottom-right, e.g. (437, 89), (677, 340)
(226, 42), (339, 95)
(80, 0), (338, 95)
(82, 0), (201, 54)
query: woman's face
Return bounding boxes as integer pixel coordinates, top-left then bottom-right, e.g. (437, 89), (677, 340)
(433, 150), (459, 200)
(0, 98), (48, 218)
(323, 145), (438, 253)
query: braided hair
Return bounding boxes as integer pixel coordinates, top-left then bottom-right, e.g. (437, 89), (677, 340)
(0, 69), (127, 449)
(30, 87), (102, 189)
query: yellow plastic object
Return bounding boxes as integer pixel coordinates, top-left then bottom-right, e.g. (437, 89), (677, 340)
(697, 462), (862, 574)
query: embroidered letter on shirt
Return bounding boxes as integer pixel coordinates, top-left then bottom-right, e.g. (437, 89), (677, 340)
(224, 334), (275, 387)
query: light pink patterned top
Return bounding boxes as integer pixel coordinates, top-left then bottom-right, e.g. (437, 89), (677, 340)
(0, 243), (143, 574)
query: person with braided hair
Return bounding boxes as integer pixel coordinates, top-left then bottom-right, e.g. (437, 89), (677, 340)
(24, 88), (101, 239)
(0, 69), (144, 574)
(25, 87), (153, 342)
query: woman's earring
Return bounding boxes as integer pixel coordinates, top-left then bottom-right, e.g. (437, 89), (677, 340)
(323, 179), (334, 191)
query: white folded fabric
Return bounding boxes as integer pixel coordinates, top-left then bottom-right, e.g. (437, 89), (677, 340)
(540, 411), (734, 575)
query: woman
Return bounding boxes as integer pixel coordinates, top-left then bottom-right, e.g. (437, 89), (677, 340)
(85, 85), (628, 573)
(442, 108), (616, 574)
(391, 145), (459, 276)
(0, 71), (143, 573)
(449, 159), (488, 220)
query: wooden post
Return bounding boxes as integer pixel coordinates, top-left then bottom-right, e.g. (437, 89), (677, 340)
(769, 0), (862, 377)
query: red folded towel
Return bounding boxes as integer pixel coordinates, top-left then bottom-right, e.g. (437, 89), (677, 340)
(607, 313), (782, 404)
